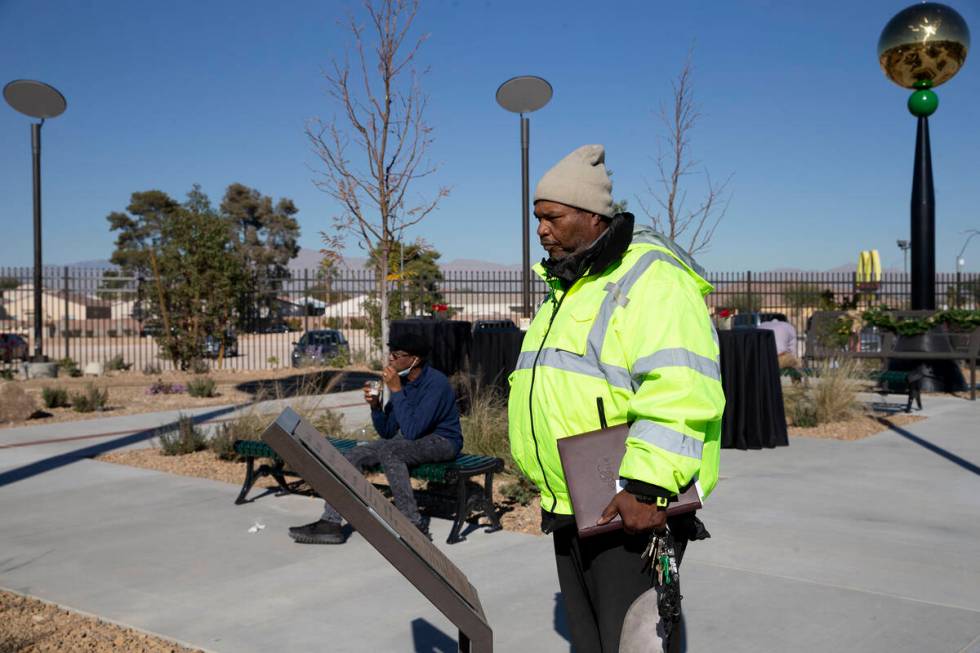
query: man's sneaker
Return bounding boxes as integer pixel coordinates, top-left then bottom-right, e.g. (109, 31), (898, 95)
(288, 519), (345, 544)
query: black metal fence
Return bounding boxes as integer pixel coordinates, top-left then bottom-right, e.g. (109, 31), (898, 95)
(1, 266), (977, 372)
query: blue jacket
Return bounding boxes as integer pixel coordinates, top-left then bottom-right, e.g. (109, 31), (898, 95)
(371, 364), (463, 454)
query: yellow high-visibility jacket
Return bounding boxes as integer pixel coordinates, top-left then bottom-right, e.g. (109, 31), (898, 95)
(508, 227), (725, 515)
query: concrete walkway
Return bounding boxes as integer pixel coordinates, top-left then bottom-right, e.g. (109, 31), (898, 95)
(1, 395), (979, 652)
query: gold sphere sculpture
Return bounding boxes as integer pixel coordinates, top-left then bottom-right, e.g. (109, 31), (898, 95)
(878, 2), (970, 89)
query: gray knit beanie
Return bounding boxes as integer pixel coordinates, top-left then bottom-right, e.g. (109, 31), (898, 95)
(534, 144), (614, 218)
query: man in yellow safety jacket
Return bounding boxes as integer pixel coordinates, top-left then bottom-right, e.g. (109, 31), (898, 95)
(508, 144), (724, 652)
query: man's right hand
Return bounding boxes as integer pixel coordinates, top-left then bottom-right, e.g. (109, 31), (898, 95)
(363, 382), (381, 410)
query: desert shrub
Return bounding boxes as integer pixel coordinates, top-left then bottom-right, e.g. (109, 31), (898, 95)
(41, 386), (70, 409)
(190, 358), (210, 374)
(187, 376), (217, 398)
(104, 354), (131, 371)
(209, 412), (268, 460)
(0, 382), (37, 422)
(57, 357), (81, 378)
(783, 360), (860, 427)
(811, 360), (861, 423)
(0, 368), (14, 380)
(147, 379), (184, 395)
(309, 407), (347, 437)
(142, 363), (162, 375)
(456, 377), (511, 465)
(327, 351), (350, 368)
(70, 384), (108, 413)
(500, 474), (539, 506)
(783, 384), (818, 427)
(158, 414), (208, 455)
(266, 356), (279, 366)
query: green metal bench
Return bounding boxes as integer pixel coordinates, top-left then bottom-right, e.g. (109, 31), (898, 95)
(232, 438), (504, 544)
(869, 369), (922, 413)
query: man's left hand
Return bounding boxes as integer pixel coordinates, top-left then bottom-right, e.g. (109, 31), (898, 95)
(597, 491), (667, 534)
(382, 366), (402, 393)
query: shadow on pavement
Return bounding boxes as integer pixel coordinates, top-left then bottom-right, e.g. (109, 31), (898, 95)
(0, 405), (241, 489)
(552, 592), (571, 644)
(884, 419), (980, 477)
(410, 618), (458, 653)
(235, 369), (380, 399)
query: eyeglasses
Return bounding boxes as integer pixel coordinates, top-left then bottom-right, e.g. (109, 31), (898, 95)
(388, 351), (412, 360)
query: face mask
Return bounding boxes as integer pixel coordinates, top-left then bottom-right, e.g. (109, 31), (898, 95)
(397, 357), (418, 378)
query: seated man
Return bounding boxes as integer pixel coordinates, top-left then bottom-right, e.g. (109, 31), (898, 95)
(758, 316), (801, 372)
(288, 333), (463, 544)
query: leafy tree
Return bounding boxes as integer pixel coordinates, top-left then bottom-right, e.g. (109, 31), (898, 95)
(155, 191), (244, 368)
(106, 190), (181, 278)
(0, 276), (19, 299)
(96, 270), (131, 302)
(107, 187), (243, 368)
(361, 240), (445, 348)
(220, 183), (300, 283)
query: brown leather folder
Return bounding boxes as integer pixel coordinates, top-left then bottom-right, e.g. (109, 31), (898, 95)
(557, 423), (702, 538)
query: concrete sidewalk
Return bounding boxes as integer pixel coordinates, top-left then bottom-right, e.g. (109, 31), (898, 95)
(1, 396), (979, 652)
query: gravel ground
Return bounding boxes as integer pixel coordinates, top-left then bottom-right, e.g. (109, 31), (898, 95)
(2, 367), (376, 429)
(0, 590), (202, 653)
(788, 412), (925, 440)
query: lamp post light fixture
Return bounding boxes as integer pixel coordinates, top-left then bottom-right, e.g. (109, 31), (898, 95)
(878, 3), (970, 310)
(956, 229), (980, 273)
(896, 239), (911, 275)
(495, 75), (553, 318)
(3, 79), (67, 364)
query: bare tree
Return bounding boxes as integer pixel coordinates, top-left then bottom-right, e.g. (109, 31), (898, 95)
(307, 0), (447, 359)
(639, 53), (732, 256)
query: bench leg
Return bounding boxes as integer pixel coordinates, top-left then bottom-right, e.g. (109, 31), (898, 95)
(235, 456), (257, 505)
(447, 476), (469, 545)
(270, 461), (293, 496)
(481, 471), (502, 534)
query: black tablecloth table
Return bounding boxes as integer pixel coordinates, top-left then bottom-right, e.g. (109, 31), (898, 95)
(718, 329), (789, 449)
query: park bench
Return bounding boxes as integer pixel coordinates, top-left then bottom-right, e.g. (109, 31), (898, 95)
(804, 311), (979, 404)
(232, 438), (504, 544)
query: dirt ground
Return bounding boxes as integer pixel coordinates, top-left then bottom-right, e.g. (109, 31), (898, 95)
(1, 366), (379, 429)
(788, 411), (925, 440)
(0, 590), (202, 653)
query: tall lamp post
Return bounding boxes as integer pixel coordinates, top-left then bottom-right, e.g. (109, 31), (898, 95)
(878, 3), (969, 310)
(896, 239), (911, 275)
(3, 79), (67, 363)
(495, 76), (552, 319)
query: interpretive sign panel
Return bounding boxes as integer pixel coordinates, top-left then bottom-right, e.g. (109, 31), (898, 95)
(262, 407), (492, 653)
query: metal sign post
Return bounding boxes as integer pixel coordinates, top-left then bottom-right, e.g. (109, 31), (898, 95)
(262, 408), (492, 652)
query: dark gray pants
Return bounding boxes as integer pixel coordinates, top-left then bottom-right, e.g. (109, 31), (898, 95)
(320, 434), (458, 526)
(553, 516), (694, 653)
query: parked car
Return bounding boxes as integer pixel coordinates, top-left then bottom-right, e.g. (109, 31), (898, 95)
(203, 331), (239, 358)
(0, 333), (29, 362)
(291, 329), (349, 368)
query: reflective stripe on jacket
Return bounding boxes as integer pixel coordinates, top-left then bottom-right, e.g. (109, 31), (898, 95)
(507, 227), (725, 515)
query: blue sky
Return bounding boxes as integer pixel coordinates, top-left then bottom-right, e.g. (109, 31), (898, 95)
(2, 0), (979, 272)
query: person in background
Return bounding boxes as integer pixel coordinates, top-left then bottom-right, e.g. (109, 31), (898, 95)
(288, 333), (463, 544)
(757, 315), (801, 371)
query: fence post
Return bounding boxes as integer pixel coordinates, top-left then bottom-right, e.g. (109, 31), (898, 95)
(303, 268), (310, 333)
(63, 266), (70, 361)
(746, 270), (753, 310)
(955, 270), (961, 308)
